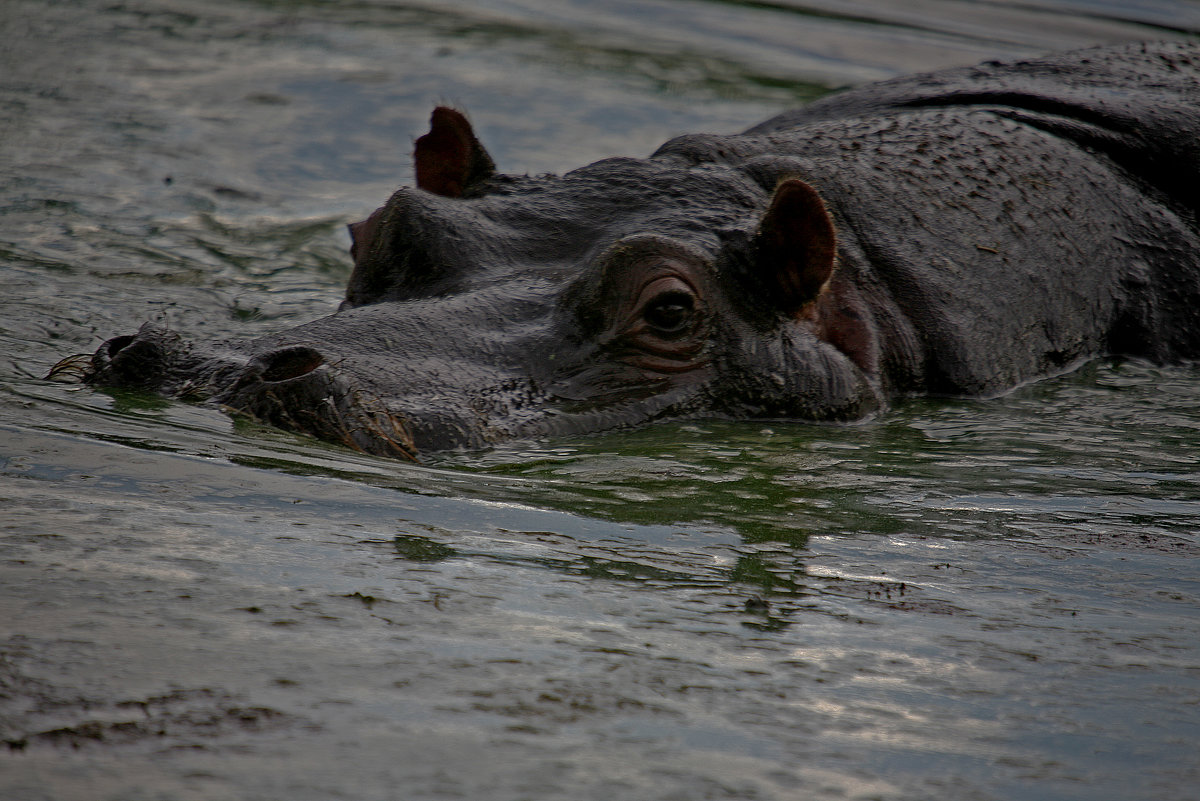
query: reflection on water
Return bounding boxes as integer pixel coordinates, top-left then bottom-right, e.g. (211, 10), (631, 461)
(2, 1), (1200, 799)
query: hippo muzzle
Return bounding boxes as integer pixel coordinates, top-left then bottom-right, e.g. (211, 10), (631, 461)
(88, 325), (420, 459)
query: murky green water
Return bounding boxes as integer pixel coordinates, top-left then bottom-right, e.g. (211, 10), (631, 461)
(3, 2), (1199, 799)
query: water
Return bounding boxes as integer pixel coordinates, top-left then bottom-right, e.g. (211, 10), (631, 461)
(3, 1), (1199, 799)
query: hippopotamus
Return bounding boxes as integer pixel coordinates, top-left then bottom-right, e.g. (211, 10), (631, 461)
(78, 41), (1200, 458)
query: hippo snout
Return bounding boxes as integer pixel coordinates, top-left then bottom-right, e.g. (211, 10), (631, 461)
(214, 345), (419, 461)
(90, 327), (182, 390)
(83, 328), (417, 459)
(86, 324), (262, 404)
(88, 328), (330, 400)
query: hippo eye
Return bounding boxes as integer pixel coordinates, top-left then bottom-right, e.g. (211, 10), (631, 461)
(606, 264), (708, 371)
(642, 291), (695, 335)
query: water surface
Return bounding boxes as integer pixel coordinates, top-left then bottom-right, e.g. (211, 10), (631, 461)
(2, 2), (1199, 799)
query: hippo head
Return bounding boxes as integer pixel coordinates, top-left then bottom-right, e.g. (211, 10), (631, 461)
(82, 108), (882, 458)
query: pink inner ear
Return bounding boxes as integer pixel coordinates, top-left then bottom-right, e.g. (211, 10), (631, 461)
(413, 107), (495, 198)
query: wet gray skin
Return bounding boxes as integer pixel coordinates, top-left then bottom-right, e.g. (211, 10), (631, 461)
(85, 155), (881, 458)
(81, 42), (1200, 458)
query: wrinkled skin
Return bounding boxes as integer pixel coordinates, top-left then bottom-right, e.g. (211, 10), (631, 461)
(78, 42), (1200, 458)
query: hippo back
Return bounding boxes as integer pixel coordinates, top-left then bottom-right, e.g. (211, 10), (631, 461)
(749, 41), (1200, 212)
(733, 41), (1200, 390)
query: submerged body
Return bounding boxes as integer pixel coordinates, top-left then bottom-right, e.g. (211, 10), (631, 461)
(80, 41), (1200, 457)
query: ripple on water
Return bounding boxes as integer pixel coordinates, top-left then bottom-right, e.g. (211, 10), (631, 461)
(4, 0), (1200, 798)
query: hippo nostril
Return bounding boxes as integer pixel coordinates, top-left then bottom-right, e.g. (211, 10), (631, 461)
(88, 328), (178, 389)
(257, 346), (325, 383)
(104, 335), (136, 358)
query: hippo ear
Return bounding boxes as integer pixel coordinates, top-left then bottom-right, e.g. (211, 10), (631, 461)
(414, 107), (497, 198)
(753, 179), (836, 314)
